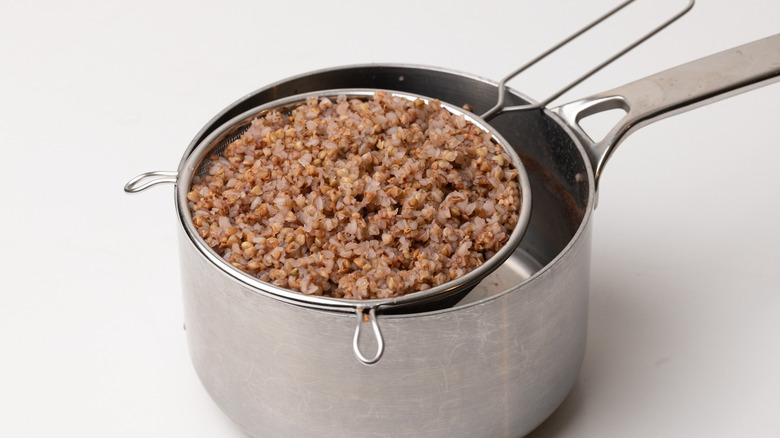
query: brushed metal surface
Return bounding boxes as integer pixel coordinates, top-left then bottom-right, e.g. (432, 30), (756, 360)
(179, 224), (591, 438)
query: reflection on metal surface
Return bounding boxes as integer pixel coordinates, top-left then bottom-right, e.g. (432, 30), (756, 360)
(457, 248), (544, 305)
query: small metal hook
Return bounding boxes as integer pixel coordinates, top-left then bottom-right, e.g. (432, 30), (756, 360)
(124, 171), (178, 193)
(352, 307), (384, 365)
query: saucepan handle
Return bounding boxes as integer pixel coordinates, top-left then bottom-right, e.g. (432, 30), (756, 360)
(553, 33), (780, 189)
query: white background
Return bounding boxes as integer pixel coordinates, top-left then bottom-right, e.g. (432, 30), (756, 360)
(2, 0), (779, 436)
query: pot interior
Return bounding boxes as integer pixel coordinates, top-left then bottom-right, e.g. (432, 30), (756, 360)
(179, 65), (593, 308)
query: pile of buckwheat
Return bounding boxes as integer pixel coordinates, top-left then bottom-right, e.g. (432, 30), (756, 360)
(187, 91), (521, 299)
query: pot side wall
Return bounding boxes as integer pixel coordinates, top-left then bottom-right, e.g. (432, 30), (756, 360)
(178, 221), (591, 438)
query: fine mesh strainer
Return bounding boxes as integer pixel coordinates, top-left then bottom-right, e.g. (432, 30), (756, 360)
(184, 87), (532, 309)
(124, 0), (695, 364)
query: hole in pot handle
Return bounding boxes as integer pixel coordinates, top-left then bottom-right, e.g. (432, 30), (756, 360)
(124, 171), (178, 193)
(352, 306), (384, 365)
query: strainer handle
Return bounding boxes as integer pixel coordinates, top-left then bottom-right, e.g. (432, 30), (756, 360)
(353, 307), (384, 365)
(553, 33), (780, 192)
(482, 0), (694, 120)
(124, 171), (178, 193)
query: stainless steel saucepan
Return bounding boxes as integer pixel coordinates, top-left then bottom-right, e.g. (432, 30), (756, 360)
(124, 9), (780, 438)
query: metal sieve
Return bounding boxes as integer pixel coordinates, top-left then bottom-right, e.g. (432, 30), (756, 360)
(125, 0), (695, 364)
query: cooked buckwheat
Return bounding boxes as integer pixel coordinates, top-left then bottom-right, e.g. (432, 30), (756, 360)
(187, 91), (521, 299)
